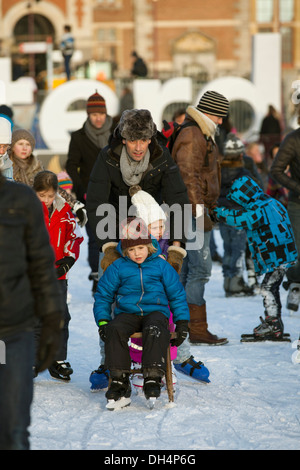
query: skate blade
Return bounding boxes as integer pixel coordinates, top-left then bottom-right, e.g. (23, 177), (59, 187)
(241, 335), (291, 343)
(49, 373), (71, 382)
(147, 397), (157, 410)
(189, 339), (229, 346)
(106, 397), (131, 411)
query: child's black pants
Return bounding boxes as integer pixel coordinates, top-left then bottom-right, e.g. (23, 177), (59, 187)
(104, 311), (170, 376)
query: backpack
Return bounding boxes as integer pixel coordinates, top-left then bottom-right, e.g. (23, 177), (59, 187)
(162, 120), (198, 154)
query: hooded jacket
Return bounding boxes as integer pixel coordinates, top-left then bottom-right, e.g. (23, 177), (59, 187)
(86, 129), (189, 249)
(93, 243), (190, 325)
(213, 176), (297, 274)
(41, 194), (84, 279)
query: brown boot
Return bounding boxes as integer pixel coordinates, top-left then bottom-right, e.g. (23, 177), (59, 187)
(188, 303), (228, 345)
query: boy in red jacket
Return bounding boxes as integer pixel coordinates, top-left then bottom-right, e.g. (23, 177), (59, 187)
(33, 170), (83, 380)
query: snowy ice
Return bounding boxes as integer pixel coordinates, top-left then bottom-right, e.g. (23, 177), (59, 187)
(29, 230), (300, 450)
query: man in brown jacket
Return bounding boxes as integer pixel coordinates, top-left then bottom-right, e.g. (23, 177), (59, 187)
(172, 90), (229, 345)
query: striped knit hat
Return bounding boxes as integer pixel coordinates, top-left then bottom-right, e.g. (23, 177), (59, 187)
(57, 171), (73, 192)
(197, 90), (229, 118)
(86, 91), (107, 114)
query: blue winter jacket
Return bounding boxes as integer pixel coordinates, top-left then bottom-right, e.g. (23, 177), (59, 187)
(93, 244), (190, 325)
(213, 176), (297, 275)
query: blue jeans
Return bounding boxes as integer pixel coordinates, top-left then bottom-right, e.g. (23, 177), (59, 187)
(219, 223), (247, 278)
(0, 330), (34, 450)
(287, 201), (300, 283)
(63, 54), (72, 80)
(180, 218), (212, 307)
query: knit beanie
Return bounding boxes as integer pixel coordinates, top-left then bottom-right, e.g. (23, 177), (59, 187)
(86, 91), (107, 114)
(223, 132), (245, 158)
(129, 185), (166, 226)
(0, 115), (12, 144)
(118, 109), (157, 141)
(0, 105), (13, 120)
(197, 90), (229, 118)
(120, 216), (152, 250)
(57, 171), (73, 192)
(11, 129), (35, 151)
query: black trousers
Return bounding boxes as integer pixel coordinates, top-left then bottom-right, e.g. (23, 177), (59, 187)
(105, 311), (170, 376)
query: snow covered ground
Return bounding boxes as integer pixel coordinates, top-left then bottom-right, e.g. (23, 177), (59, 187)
(29, 230), (300, 451)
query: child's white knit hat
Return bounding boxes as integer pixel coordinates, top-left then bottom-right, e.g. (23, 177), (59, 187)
(129, 185), (166, 227)
(0, 115), (12, 144)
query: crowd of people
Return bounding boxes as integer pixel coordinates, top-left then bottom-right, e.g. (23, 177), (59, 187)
(0, 88), (300, 448)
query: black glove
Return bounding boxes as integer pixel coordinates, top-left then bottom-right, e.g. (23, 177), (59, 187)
(98, 321), (108, 342)
(171, 320), (189, 347)
(36, 312), (64, 373)
(208, 207), (218, 224)
(56, 256), (75, 278)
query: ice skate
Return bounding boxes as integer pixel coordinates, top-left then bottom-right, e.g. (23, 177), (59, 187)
(143, 377), (161, 409)
(105, 374), (131, 410)
(241, 316), (290, 342)
(48, 361), (73, 381)
(174, 355), (210, 383)
(89, 364), (109, 391)
(226, 276), (255, 297)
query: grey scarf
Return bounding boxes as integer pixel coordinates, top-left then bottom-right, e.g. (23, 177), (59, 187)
(84, 115), (113, 149)
(120, 145), (150, 186)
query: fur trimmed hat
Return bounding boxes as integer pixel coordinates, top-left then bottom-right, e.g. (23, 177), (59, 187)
(11, 129), (35, 151)
(223, 132), (245, 158)
(197, 90), (229, 118)
(129, 185), (166, 226)
(0, 115), (12, 144)
(86, 91), (107, 114)
(118, 109), (157, 141)
(120, 216), (152, 250)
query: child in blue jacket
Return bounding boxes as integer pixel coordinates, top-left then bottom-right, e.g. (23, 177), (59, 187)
(93, 216), (190, 409)
(212, 176), (297, 340)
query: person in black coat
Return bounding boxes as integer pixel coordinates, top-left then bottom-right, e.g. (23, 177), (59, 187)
(86, 109), (211, 391)
(86, 109), (189, 264)
(270, 122), (300, 313)
(130, 51), (148, 78)
(66, 91), (113, 291)
(0, 174), (64, 450)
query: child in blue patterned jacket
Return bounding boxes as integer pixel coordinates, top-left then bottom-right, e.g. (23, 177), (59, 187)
(93, 216), (190, 409)
(212, 175), (297, 340)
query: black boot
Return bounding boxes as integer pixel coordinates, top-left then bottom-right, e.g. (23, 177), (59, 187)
(105, 372), (131, 410)
(106, 372), (131, 401)
(143, 377), (162, 399)
(48, 361), (73, 381)
(253, 316), (284, 339)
